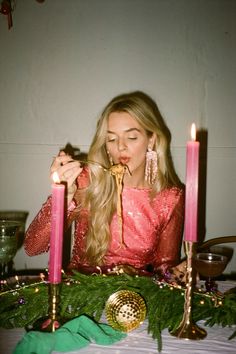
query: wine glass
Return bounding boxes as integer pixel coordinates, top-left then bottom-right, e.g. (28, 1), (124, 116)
(208, 245), (233, 263)
(193, 252), (228, 292)
(0, 220), (20, 278)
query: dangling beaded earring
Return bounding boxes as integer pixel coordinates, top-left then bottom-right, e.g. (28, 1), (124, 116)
(145, 147), (158, 185)
(107, 150), (114, 166)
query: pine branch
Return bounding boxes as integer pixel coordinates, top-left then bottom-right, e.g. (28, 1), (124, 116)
(0, 272), (235, 349)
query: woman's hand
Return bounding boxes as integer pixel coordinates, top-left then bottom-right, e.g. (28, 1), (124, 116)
(50, 151), (83, 204)
(171, 260), (187, 285)
(170, 259), (200, 286)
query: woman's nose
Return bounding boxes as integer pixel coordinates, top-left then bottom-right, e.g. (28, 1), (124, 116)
(118, 139), (127, 151)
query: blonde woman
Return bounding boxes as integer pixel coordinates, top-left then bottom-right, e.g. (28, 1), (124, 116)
(24, 91), (185, 281)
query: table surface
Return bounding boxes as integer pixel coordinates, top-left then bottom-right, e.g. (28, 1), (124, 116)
(0, 281), (235, 354)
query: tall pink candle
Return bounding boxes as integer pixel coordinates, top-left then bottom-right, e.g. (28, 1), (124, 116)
(49, 172), (65, 283)
(184, 123), (200, 243)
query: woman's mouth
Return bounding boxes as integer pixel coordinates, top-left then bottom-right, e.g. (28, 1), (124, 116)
(119, 157), (130, 165)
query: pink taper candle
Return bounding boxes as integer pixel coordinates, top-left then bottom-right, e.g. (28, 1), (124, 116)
(49, 172), (65, 283)
(184, 123), (200, 243)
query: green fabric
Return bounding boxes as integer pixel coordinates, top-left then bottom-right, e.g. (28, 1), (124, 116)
(13, 315), (127, 354)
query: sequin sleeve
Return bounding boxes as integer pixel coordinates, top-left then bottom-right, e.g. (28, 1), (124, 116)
(153, 188), (184, 274)
(24, 196), (52, 256)
(24, 168), (89, 257)
(24, 196), (79, 256)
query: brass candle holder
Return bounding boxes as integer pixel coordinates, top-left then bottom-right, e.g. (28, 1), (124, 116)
(29, 283), (62, 332)
(170, 241), (207, 340)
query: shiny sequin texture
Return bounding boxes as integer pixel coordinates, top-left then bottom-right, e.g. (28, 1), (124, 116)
(24, 182), (184, 275)
(107, 186), (184, 271)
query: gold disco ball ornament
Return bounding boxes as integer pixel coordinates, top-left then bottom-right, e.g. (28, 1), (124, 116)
(105, 290), (146, 332)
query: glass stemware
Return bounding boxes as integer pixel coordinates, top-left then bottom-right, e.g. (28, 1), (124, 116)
(193, 252), (228, 292)
(0, 220), (20, 278)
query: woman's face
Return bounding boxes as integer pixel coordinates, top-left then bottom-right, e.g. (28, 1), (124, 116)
(106, 111), (153, 180)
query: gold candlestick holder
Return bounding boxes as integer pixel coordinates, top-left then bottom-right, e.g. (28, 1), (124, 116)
(170, 241), (207, 340)
(28, 283), (63, 332)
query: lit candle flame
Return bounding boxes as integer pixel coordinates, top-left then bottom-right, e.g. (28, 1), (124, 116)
(52, 171), (60, 183)
(191, 123), (196, 141)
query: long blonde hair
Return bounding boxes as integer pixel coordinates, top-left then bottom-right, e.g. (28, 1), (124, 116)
(81, 91), (182, 265)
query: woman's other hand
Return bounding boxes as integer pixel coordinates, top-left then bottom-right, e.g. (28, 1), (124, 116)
(170, 259), (200, 286)
(50, 151), (83, 204)
(171, 260), (187, 285)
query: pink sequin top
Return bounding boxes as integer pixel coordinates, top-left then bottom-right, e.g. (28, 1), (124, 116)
(24, 170), (184, 275)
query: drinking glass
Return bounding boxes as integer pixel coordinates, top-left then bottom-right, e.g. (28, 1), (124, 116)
(193, 252), (228, 292)
(0, 220), (20, 277)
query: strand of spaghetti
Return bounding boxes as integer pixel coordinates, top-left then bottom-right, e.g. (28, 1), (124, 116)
(75, 159), (129, 246)
(109, 164), (130, 247)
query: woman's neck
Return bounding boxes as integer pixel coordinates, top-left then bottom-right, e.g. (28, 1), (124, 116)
(123, 172), (150, 189)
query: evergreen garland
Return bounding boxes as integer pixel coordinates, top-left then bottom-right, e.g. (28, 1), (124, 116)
(0, 272), (236, 351)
